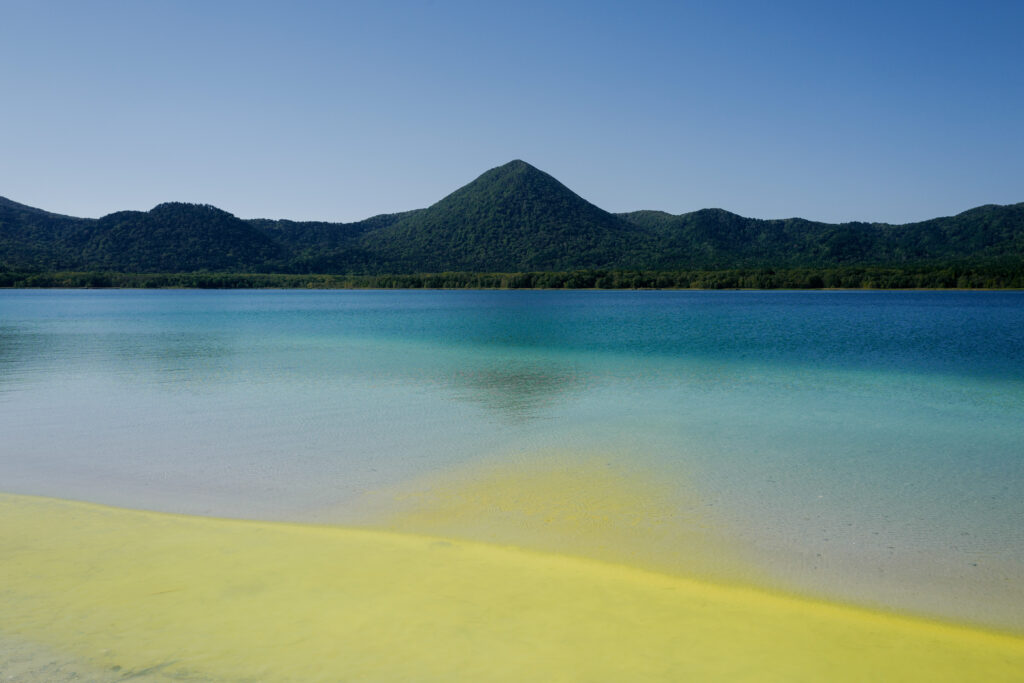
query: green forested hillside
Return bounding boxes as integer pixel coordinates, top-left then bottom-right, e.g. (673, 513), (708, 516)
(617, 204), (1024, 268)
(78, 203), (285, 272)
(1, 160), (1022, 279)
(0, 197), (93, 270)
(249, 210), (420, 273)
(0, 200), (283, 272)
(360, 160), (654, 271)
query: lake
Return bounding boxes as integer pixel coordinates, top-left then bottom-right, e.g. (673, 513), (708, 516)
(1, 289), (1022, 632)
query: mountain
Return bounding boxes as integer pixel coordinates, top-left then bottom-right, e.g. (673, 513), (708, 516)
(77, 203), (286, 272)
(0, 197), (93, 270)
(249, 210), (421, 273)
(617, 203), (1024, 269)
(1, 161), (1022, 275)
(359, 160), (654, 271)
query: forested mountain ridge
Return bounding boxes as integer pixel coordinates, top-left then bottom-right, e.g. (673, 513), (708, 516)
(0, 196), (93, 269)
(359, 160), (654, 271)
(78, 203), (285, 272)
(1, 161), (1022, 274)
(617, 203), (1024, 268)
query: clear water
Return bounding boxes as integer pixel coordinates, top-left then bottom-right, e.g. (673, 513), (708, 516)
(2, 290), (1022, 627)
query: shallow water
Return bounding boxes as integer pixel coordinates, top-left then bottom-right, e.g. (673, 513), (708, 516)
(5, 493), (1023, 682)
(1, 289), (1022, 629)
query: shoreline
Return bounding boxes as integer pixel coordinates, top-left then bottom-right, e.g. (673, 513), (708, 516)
(3, 265), (1022, 290)
(3, 285), (1023, 292)
(3, 493), (1023, 681)
(6, 444), (1024, 636)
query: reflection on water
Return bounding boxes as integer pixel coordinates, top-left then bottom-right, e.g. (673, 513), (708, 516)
(0, 327), (237, 393)
(105, 332), (237, 388)
(0, 328), (28, 391)
(0, 325), (62, 382)
(447, 362), (582, 421)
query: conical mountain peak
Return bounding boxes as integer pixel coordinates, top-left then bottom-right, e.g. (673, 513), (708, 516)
(497, 158), (532, 170)
(436, 160), (578, 202)
(448, 159), (565, 193)
(360, 161), (645, 272)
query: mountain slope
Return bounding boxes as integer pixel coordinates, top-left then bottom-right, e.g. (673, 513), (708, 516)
(78, 203), (285, 272)
(0, 197), (94, 269)
(360, 160), (655, 271)
(618, 203), (1024, 268)
(1, 161), (1022, 274)
(250, 210), (423, 273)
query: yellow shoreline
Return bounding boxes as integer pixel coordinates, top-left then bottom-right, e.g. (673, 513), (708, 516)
(2, 493), (1023, 682)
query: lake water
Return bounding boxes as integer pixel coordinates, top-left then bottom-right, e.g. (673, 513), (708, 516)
(1, 289), (1022, 630)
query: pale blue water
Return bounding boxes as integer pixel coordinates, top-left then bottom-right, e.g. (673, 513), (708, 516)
(2, 290), (1022, 627)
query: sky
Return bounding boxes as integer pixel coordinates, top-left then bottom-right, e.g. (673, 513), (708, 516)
(1, 0), (1022, 224)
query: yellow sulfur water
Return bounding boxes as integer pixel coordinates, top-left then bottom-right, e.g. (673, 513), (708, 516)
(342, 454), (754, 584)
(2, 492), (1023, 682)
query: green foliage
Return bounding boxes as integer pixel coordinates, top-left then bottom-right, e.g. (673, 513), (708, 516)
(78, 203), (285, 272)
(3, 265), (1022, 290)
(1, 161), (1022, 277)
(358, 160), (656, 271)
(0, 197), (93, 270)
(615, 205), (1024, 269)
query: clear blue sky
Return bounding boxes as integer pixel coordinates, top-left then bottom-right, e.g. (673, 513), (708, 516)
(1, 0), (1021, 224)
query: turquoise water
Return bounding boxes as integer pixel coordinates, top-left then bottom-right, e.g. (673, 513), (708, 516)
(2, 290), (1022, 627)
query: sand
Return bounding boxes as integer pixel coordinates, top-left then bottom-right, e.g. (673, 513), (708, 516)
(2, 492), (1023, 682)
(312, 453), (1024, 632)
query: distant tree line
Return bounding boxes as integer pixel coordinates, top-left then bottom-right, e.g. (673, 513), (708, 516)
(3, 265), (1021, 290)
